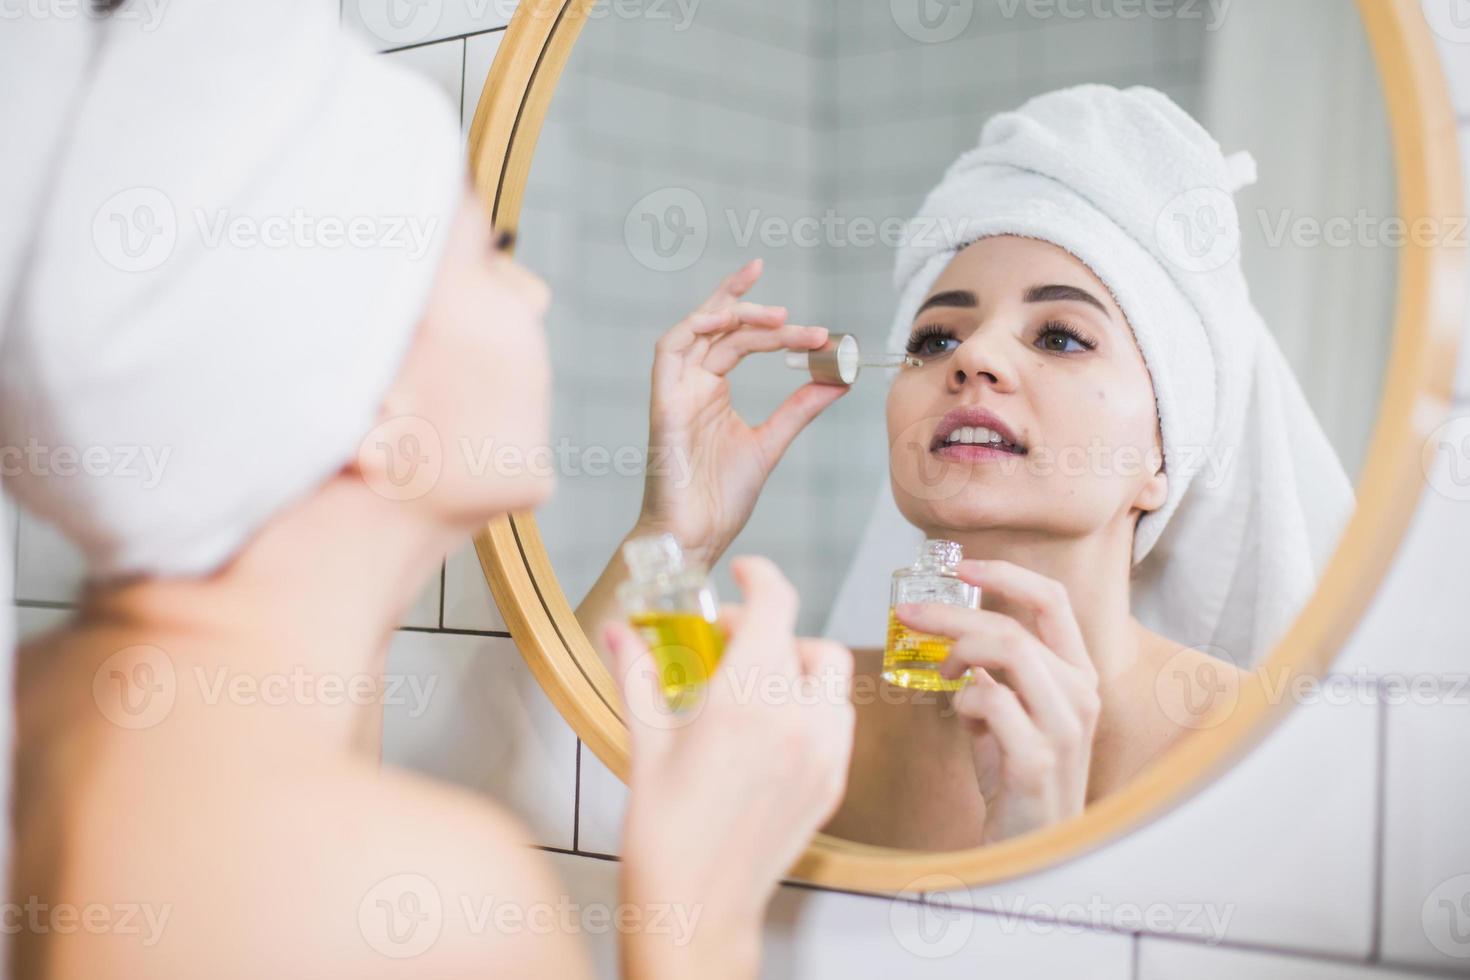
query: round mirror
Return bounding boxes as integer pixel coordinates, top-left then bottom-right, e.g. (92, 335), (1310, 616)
(470, 0), (1464, 886)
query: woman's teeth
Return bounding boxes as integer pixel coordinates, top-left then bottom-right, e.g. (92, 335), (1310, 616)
(946, 426), (1006, 447)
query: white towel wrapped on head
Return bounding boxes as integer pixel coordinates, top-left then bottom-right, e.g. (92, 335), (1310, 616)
(827, 84), (1354, 665)
(0, 0), (466, 580)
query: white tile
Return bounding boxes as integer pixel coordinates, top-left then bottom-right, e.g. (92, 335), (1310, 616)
(540, 850), (621, 978)
(382, 630), (576, 847)
(950, 696), (1378, 957)
(383, 36), (466, 122)
(1381, 698), (1470, 969)
(13, 604), (72, 643)
(344, 2), (514, 51)
(536, 852), (1131, 980)
(763, 885), (1132, 979)
(14, 510), (85, 605)
(462, 28), (506, 140)
(401, 562), (444, 629)
(1335, 425), (1470, 679)
(1139, 937), (1433, 979)
(441, 540), (508, 632)
(575, 742), (627, 856)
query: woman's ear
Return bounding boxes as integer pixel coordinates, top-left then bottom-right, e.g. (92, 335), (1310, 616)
(1134, 435), (1168, 513)
(1135, 466), (1168, 514)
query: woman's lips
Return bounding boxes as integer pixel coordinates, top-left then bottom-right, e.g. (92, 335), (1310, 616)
(932, 443), (1025, 463)
(928, 406), (1028, 456)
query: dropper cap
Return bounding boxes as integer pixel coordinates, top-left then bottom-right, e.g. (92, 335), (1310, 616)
(784, 332), (922, 386)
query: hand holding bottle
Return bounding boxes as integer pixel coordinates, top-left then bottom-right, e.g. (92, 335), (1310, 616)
(893, 559), (1101, 844)
(602, 555), (855, 980)
(633, 259), (848, 569)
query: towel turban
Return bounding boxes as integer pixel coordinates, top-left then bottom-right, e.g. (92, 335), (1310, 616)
(0, 0), (465, 580)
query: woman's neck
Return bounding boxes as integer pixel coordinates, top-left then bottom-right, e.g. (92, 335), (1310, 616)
(76, 476), (464, 752)
(937, 518), (1143, 682)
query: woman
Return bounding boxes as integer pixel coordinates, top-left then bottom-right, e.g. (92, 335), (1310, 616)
(576, 85), (1354, 849)
(4, 5), (853, 977)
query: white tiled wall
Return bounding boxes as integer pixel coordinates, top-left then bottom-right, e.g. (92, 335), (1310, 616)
(9, 3), (1470, 979)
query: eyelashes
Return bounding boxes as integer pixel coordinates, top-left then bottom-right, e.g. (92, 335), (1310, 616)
(903, 320), (1099, 357)
(904, 324), (955, 356)
(1037, 319), (1098, 353)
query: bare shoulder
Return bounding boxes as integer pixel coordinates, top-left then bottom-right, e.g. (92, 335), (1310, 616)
(1139, 627), (1251, 682)
(46, 744), (592, 979)
(1132, 624), (1250, 739)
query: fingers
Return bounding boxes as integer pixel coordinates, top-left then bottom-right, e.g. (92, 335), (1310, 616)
(795, 637), (854, 685)
(720, 555), (800, 678)
(896, 603), (1081, 741)
(703, 322), (828, 376)
(691, 302), (790, 338)
(652, 303), (789, 403)
(955, 560), (1091, 672)
(753, 382), (849, 464)
(799, 638), (857, 806)
(697, 258), (765, 312)
(940, 622), (1080, 743)
(716, 602), (745, 638)
(953, 671), (1054, 775)
(654, 305), (774, 366)
(603, 620), (670, 756)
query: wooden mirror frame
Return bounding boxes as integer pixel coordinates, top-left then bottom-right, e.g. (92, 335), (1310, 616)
(468, 0), (1465, 891)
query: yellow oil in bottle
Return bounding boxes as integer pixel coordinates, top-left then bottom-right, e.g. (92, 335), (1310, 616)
(629, 610), (726, 709)
(882, 609), (969, 692)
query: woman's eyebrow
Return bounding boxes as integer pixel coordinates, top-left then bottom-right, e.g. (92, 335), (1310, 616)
(913, 290), (978, 318)
(1025, 283), (1109, 316)
(913, 284), (1110, 320)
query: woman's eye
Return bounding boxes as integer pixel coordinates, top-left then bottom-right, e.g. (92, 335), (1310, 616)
(908, 331), (960, 357)
(1036, 326), (1092, 354)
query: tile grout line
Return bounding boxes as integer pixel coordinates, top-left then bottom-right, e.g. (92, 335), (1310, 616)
(527, 848), (1457, 975)
(12, 599), (70, 611)
(377, 25), (508, 56)
(458, 37), (468, 127)
(1368, 688), (1389, 963)
(398, 625), (513, 639)
(437, 561), (446, 630)
(572, 740), (581, 853)
(9, 513), (18, 606)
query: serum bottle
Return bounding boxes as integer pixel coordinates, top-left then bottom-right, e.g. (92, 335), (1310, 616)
(883, 538), (979, 692)
(617, 533), (726, 709)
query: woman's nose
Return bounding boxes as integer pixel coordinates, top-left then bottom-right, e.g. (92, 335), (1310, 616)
(947, 328), (1019, 393)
